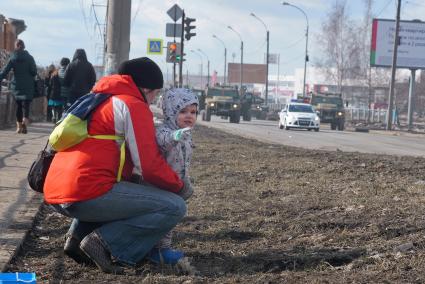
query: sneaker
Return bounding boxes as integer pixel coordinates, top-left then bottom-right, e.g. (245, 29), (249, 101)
(147, 248), (184, 265)
(80, 232), (124, 274)
(64, 235), (93, 265)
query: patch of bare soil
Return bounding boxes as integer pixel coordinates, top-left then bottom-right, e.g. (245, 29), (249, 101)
(7, 124), (425, 283)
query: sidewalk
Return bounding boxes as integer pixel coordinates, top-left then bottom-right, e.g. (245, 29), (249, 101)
(0, 122), (52, 272)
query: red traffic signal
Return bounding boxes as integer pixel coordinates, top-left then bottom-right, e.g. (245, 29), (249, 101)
(166, 42), (181, 63)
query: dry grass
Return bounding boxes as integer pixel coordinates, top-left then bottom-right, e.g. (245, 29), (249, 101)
(8, 124), (425, 283)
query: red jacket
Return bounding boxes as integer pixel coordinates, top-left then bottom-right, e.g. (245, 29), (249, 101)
(44, 75), (183, 204)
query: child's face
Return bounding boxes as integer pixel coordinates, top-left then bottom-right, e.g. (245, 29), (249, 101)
(176, 104), (197, 128)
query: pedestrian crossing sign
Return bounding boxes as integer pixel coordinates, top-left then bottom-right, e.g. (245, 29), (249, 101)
(147, 39), (163, 55)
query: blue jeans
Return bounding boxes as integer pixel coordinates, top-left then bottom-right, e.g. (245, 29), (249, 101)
(57, 181), (186, 266)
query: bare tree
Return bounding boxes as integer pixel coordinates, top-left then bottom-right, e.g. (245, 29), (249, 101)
(315, 0), (362, 92)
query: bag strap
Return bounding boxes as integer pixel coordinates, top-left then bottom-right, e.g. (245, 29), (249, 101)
(43, 139), (50, 150)
(88, 134), (125, 182)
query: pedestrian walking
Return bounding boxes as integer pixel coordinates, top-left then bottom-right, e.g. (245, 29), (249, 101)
(0, 39), (37, 134)
(44, 57), (192, 274)
(63, 49), (96, 105)
(58, 57), (70, 111)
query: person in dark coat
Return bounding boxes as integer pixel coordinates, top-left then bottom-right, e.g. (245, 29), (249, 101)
(58, 57), (70, 110)
(0, 39), (37, 134)
(64, 49), (96, 105)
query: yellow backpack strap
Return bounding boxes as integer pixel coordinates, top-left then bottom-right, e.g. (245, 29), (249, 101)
(88, 134), (125, 181)
(117, 140), (125, 182)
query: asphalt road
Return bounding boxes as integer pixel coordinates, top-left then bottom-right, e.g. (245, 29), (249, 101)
(196, 115), (425, 157)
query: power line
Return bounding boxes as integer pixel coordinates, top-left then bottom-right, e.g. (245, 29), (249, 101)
(91, 0), (105, 42)
(375, 0), (394, 17)
(405, 0), (425, 7)
(245, 39), (267, 55)
(280, 53), (304, 65)
(277, 36), (304, 50)
(79, 0), (91, 38)
(131, 0), (144, 29)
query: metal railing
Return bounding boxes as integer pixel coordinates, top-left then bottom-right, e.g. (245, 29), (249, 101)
(0, 87), (47, 129)
(345, 108), (388, 123)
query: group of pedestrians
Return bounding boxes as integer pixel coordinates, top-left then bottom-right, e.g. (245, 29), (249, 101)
(0, 39), (96, 132)
(45, 48), (96, 123)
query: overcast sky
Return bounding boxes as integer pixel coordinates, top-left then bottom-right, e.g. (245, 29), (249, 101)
(1, 0), (425, 79)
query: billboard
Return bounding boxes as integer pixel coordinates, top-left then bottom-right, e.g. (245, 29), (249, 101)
(371, 18), (425, 69)
(228, 63), (267, 84)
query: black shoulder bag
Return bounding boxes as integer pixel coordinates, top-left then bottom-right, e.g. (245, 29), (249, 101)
(27, 141), (56, 193)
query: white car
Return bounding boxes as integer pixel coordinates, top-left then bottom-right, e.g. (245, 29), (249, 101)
(278, 102), (320, 131)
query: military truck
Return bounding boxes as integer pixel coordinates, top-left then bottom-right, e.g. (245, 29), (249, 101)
(202, 86), (242, 123)
(191, 88), (206, 111)
(241, 92), (266, 121)
(310, 92), (345, 130)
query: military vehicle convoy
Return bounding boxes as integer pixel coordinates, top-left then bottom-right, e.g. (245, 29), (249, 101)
(309, 92), (345, 131)
(199, 86), (269, 123)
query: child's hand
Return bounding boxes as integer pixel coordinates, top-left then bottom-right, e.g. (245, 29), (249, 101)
(178, 176), (194, 200)
(172, 127), (192, 141)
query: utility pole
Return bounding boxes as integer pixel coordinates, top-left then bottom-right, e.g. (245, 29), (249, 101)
(228, 26), (243, 93)
(386, 0), (401, 130)
(104, 0), (131, 75)
(251, 13), (270, 104)
(241, 41), (244, 93)
(265, 30), (269, 105)
(276, 54), (280, 103)
(408, 69), (416, 130)
(212, 35), (227, 85)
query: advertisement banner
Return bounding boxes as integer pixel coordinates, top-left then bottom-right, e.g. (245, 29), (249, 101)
(228, 63), (267, 84)
(371, 19), (425, 69)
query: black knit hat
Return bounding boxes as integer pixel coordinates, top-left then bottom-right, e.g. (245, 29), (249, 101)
(118, 57), (164, 89)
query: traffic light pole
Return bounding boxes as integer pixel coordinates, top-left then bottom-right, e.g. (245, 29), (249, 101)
(173, 56), (176, 87)
(179, 11), (185, 88)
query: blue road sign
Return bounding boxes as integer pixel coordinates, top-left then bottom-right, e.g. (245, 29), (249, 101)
(147, 39), (163, 55)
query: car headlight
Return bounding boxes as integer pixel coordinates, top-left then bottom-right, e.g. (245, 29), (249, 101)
(337, 111), (343, 116)
(233, 104), (238, 109)
(315, 116), (320, 121)
(210, 102), (215, 107)
(256, 106), (260, 109)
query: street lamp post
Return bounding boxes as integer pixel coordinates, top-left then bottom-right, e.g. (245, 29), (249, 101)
(213, 34), (227, 85)
(190, 50), (203, 89)
(250, 12), (269, 105)
(197, 48), (210, 87)
(282, 2), (309, 97)
(228, 25), (243, 94)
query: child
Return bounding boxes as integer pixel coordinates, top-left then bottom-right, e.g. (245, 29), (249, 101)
(48, 68), (64, 123)
(149, 88), (199, 264)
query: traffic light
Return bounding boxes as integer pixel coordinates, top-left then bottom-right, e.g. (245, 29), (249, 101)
(184, 17), (196, 41)
(167, 42), (177, 63)
(166, 42), (182, 63)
